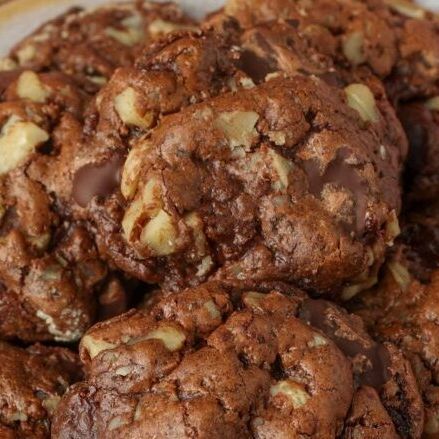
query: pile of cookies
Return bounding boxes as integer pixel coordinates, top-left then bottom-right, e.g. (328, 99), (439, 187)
(0, 0), (437, 437)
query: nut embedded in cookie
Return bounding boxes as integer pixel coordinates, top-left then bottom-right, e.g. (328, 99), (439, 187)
(51, 282), (424, 438)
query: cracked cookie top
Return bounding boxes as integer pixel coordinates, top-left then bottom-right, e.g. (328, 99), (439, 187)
(0, 70), (127, 342)
(77, 71), (405, 297)
(52, 282), (423, 438)
(224, 0), (439, 101)
(0, 342), (80, 438)
(3, 1), (194, 93)
(352, 201), (438, 437)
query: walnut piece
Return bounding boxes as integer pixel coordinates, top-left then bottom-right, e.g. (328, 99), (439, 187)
(140, 209), (178, 256)
(268, 149), (293, 190)
(388, 261), (411, 291)
(385, 210), (401, 245)
(345, 83), (379, 123)
(384, 0), (426, 19)
(270, 380), (310, 408)
(0, 116), (49, 175)
(121, 141), (152, 199)
(122, 177), (163, 240)
(425, 96), (439, 111)
(342, 32), (366, 65)
(105, 14), (144, 46)
(81, 335), (117, 360)
(148, 19), (197, 36)
(16, 44), (36, 64)
(16, 71), (50, 103)
(214, 111), (259, 150)
(0, 57), (17, 71)
(114, 87), (154, 129)
(143, 324), (186, 351)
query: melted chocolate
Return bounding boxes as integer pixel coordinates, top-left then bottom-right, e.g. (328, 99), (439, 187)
(73, 154), (124, 207)
(238, 32), (278, 83)
(302, 148), (368, 236)
(300, 299), (391, 389)
(237, 49), (277, 83)
(0, 207), (19, 237)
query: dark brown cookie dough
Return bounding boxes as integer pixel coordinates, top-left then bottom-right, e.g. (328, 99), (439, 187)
(52, 282), (423, 438)
(352, 203), (439, 436)
(0, 70), (127, 342)
(71, 23), (241, 197)
(5, 1), (194, 93)
(231, 18), (408, 158)
(0, 341), (80, 438)
(398, 96), (439, 206)
(79, 72), (405, 297)
(224, 0), (439, 101)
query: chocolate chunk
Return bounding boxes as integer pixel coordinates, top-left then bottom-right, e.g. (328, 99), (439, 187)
(398, 101), (439, 205)
(237, 49), (277, 83)
(300, 299), (391, 389)
(73, 154), (124, 207)
(303, 148), (368, 236)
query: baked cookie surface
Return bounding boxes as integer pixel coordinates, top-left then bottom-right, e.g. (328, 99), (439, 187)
(0, 69), (129, 341)
(0, 342), (80, 438)
(3, 1), (194, 93)
(352, 202), (439, 436)
(77, 70), (406, 297)
(52, 282), (423, 438)
(224, 0), (439, 101)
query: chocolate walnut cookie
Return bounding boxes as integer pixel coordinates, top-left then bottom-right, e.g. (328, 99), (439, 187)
(78, 72), (406, 297)
(3, 1), (194, 93)
(0, 69), (128, 342)
(224, 0), (439, 101)
(0, 342), (80, 438)
(352, 202), (439, 437)
(52, 282), (424, 438)
(71, 22), (242, 201)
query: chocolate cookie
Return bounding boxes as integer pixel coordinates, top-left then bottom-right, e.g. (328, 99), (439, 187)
(51, 282), (423, 438)
(0, 70), (127, 341)
(231, 18), (407, 154)
(352, 203), (439, 437)
(224, 0), (439, 101)
(79, 70), (405, 297)
(5, 1), (194, 93)
(0, 342), (80, 438)
(71, 23), (241, 195)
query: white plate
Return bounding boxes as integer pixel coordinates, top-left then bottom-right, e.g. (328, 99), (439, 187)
(0, 0), (437, 56)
